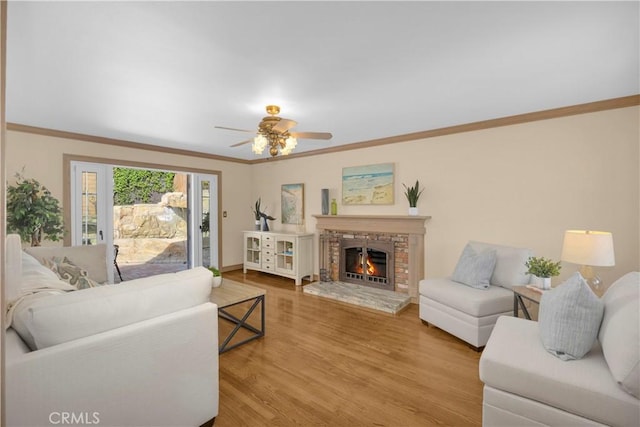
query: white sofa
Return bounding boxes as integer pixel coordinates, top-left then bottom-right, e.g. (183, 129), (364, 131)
(419, 241), (533, 349)
(4, 234), (219, 427)
(479, 272), (640, 426)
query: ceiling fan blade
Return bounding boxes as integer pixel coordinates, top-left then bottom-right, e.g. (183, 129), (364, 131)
(289, 131), (333, 140)
(215, 126), (254, 133)
(273, 118), (297, 133)
(230, 139), (253, 147)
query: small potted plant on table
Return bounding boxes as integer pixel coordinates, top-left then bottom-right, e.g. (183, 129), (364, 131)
(208, 266), (222, 288)
(525, 256), (561, 290)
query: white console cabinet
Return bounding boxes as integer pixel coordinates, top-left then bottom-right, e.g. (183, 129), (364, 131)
(243, 231), (314, 285)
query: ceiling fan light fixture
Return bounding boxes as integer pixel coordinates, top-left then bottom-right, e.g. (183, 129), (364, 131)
(280, 136), (297, 155)
(252, 134), (267, 154)
(221, 104), (331, 157)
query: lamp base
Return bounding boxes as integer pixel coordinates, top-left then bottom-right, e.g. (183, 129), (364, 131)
(579, 265), (603, 292)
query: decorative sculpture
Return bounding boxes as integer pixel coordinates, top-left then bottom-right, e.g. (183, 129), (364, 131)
(253, 198), (276, 231)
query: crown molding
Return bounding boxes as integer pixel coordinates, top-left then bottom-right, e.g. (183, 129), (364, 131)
(7, 95), (638, 165)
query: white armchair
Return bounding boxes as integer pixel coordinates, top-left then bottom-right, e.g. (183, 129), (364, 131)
(419, 241), (533, 349)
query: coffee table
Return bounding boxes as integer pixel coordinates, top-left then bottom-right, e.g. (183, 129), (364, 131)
(210, 279), (266, 353)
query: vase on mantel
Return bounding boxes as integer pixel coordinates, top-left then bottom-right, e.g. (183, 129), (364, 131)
(533, 275), (551, 290)
(408, 207), (419, 216)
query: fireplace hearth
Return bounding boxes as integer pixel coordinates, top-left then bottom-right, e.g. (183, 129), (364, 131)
(340, 239), (394, 291)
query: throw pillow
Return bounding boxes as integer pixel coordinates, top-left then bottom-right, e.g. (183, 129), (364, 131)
(451, 244), (497, 289)
(45, 256), (101, 290)
(598, 272), (640, 398)
(538, 272), (604, 361)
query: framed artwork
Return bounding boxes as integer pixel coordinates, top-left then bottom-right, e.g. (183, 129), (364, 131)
(281, 183), (305, 224)
(342, 163), (394, 205)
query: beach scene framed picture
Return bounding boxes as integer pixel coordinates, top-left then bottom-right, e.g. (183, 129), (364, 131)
(342, 163), (394, 205)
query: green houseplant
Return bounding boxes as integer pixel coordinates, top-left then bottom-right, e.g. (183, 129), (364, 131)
(7, 172), (65, 246)
(403, 180), (424, 215)
(525, 256), (562, 290)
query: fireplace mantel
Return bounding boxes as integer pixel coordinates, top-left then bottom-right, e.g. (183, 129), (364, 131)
(313, 215), (430, 235)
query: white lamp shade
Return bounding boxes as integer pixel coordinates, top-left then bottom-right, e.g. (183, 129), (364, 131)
(561, 230), (615, 266)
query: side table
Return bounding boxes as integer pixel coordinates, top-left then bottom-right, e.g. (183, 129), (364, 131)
(512, 285), (545, 320)
(210, 279), (266, 353)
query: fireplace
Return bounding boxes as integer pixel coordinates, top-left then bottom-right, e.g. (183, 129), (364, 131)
(315, 214), (430, 302)
(339, 239), (394, 291)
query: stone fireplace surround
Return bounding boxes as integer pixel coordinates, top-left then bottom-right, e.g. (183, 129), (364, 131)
(314, 215), (430, 303)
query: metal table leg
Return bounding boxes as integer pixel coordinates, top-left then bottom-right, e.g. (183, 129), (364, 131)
(218, 295), (265, 353)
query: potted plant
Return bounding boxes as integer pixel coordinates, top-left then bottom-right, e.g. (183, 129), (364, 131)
(208, 266), (222, 287)
(402, 180), (424, 216)
(7, 172), (65, 246)
(525, 256), (562, 290)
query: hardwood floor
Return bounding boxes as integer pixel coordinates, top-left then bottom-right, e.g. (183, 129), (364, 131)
(216, 270), (483, 426)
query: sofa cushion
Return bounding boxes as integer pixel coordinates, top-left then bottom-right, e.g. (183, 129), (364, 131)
(419, 278), (513, 317)
(468, 241), (532, 289)
(451, 244), (496, 289)
(13, 266), (213, 350)
(480, 316), (640, 427)
(19, 251), (76, 295)
(539, 272), (604, 361)
(5, 234), (23, 305)
(25, 244), (108, 284)
(599, 272), (640, 399)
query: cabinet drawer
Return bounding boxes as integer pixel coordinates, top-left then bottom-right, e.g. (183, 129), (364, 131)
(262, 249), (274, 257)
(262, 262), (275, 271)
(262, 241), (274, 250)
(263, 255), (275, 264)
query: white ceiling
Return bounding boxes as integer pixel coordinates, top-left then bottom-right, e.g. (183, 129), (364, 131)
(6, 1), (639, 161)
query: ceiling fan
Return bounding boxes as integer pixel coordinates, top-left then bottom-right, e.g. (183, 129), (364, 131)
(215, 105), (332, 157)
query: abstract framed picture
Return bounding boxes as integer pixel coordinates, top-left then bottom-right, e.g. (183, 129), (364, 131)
(342, 163), (394, 205)
(281, 183), (305, 224)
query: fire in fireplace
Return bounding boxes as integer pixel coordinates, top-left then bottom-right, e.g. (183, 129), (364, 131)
(339, 239), (394, 291)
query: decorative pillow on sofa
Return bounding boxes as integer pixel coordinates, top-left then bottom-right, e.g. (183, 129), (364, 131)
(451, 244), (497, 289)
(598, 272), (640, 398)
(539, 272), (604, 361)
(44, 256), (101, 289)
(468, 241), (533, 289)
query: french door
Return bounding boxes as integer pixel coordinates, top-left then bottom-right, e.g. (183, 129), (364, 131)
(70, 161), (114, 283)
(70, 162), (220, 282)
(191, 173), (219, 269)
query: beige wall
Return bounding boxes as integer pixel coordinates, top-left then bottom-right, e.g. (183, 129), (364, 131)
(251, 106), (640, 288)
(5, 130), (253, 268)
(5, 106), (639, 288)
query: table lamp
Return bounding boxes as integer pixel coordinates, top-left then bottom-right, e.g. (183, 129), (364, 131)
(560, 230), (615, 291)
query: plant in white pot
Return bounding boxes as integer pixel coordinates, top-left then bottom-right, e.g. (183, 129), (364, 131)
(402, 180), (424, 216)
(208, 266), (222, 288)
(525, 256), (561, 290)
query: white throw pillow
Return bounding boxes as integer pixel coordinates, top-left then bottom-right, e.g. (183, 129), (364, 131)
(538, 272), (604, 360)
(598, 272), (640, 398)
(451, 243), (497, 289)
(468, 241), (532, 289)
